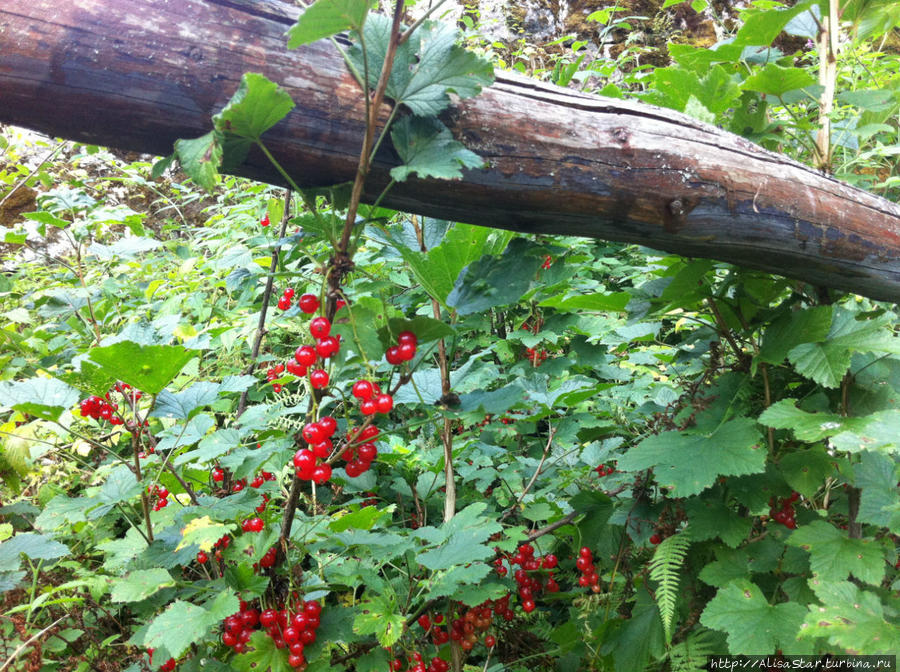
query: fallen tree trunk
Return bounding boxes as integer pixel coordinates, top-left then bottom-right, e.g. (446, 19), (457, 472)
(2, 0), (900, 301)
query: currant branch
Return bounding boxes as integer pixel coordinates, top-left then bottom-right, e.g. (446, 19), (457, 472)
(237, 188), (293, 418)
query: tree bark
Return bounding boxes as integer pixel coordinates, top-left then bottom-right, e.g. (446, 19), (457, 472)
(2, 0), (900, 301)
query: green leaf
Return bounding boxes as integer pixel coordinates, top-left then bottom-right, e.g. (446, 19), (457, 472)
(854, 451), (900, 531)
(174, 428), (243, 466)
(150, 382), (221, 419)
(329, 506), (387, 533)
(287, 0), (370, 47)
(617, 418), (766, 497)
(23, 211), (70, 230)
(87, 341), (196, 395)
(177, 516), (235, 553)
(427, 563), (493, 600)
(0, 533), (69, 570)
(700, 579), (806, 654)
(447, 238), (544, 315)
(758, 306), (833, 364)
(603, 592), (666, 672)
(787, 520), (885, 585)
(88, 465), (143, 519)
(0, 377), (80, 422)
(145, 600), (218, 660)
(838, 89), (896, 112)
(778, 448), (837, 500)
(758, 399), (848, 441)
(156, 414), (216, 452)
(742, 64), (817, 97)
(213, 73), (295, 141)
(110, 569), (175, 603)
(353, 595), (405, 647)
(391, 223), (507, 306)
(684, 497), (752, 548)
(348, 15), (494, 116)
(232, 631), (292, 672)
(538, 292), (629, 313)
(174, 131), (223, 192)
(734, 0), (817, 46)
(381, 316), (456, 346)
(798, 580), (900, 654)
(417, 503), (502, 570)
(571, 491), (613, 550)
(830, 409), (900, 455)
(390, 116), (483, 182)
(788, 342), (851, 388)
(827, 308), (900, 354)
(649, 529), (691, 643)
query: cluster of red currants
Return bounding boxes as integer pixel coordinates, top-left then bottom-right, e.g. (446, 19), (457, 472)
(199, 534), (230, 565)
(277, 287), (296, 311)
(352, 379), (394, 416)
(147, 484), (169, 511)
(446, 602), (498, 651)
(79, 394), (120, 424)
(768, 491), (800, 529)
(256, 546), (278, 570)
(241, 516), (265, 533)
(510, 544), (559, 611)
(384, 330), (418, 365)
(79, 382), (144, 425)
(341, 424), (380, 478)
(221, 599), (323, 668)
(541, 255), (553, 270)
(292, 415), (338, 485)
(575, 546), (600, 590)
(392, 651), (450, 672)
(595, 463), (616, 477)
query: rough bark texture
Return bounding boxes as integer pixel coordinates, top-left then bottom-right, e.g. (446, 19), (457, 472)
(2, 0), (900, 301)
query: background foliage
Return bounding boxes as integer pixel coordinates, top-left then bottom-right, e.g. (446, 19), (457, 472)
(0, 0), (898, 671)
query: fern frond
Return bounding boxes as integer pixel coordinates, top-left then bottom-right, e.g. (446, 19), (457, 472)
(648, 527), (691, 643)
(667, 628), (719, 672)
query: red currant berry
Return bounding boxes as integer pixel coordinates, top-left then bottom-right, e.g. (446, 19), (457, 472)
(310, 369), (329, 389)
(397, 342), (416, 361)
(302, 422), (325, 445)
(375, 393), (394, 414)
(309, 316), (331, 339)
(286, 360), (307, 376)
(485, 634), (496, 647)
(312, 440), (332, 458)
(318, 416), (337, 437)
(316, 336), (340, 359)
(521, 600), (536, 613)
(212, 467), (225, 482)
(297, 294), (319, 314)
(397, 331), (417, 347)
(293, 449), (316, 473)
(649, 533), (662, 545)
(351, 380), (374, 400)
(277, 296), (291, 311)
(295, 345), (317, 367)
(196, 550), (208, 564)
(357, 442), (377, 462)
(360, 399), (378, 416)
(385, 346), (403, 365)
(260, 213), (270, 227)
